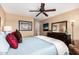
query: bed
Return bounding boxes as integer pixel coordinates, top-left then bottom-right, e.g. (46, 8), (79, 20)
(6, 36), (69, 55)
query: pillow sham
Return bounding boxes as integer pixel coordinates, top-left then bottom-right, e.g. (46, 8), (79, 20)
(0, 32), (10, 53)
(11, 31), (16, 35)
(6, 34), (18, 49)
(12, 29), (22, 43)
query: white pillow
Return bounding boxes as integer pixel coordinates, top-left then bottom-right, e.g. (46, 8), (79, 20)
(0, 32), (10, 54)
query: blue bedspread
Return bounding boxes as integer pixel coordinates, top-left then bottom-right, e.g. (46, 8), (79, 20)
(7, 37), (58, 55)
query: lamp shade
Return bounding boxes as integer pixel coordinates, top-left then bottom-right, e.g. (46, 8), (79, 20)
(71, 20), (75, 22)
(4, 26), (12, 32)
(70, 20), (75, 23)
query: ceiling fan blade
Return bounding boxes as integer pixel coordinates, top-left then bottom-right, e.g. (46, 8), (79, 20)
(29, 10), (39, 12)
(43, 12), (48, 17)
(36, 12), (41, 17)
(45, 9), (56, 12)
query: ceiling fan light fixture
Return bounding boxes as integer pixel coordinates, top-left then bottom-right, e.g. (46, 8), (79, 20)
(29, 3), (56, 17)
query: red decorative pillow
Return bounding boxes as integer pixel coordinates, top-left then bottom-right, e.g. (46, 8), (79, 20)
(11, 30), (22, 43)
(11, 31), (16, 35)
(6, 34), (18, 49)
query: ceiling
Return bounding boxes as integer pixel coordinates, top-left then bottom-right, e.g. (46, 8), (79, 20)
(1, 3), (79, 20)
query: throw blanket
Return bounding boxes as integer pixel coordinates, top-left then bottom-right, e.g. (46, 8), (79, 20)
(35, 35), (69, 55)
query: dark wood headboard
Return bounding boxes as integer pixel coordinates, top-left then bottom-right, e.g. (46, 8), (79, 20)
(47, 32), (71, 46)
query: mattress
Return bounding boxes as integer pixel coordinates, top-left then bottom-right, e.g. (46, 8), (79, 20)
(7, 37), (58, 55)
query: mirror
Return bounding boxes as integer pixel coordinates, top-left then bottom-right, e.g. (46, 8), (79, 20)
(51, 21), (67, 33)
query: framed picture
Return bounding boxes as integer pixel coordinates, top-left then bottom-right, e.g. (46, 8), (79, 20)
(43, 23), (49, 31)
(19, 20), (32, 31)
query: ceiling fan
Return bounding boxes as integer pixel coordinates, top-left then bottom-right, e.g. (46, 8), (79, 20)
(29, 3), (56, 17)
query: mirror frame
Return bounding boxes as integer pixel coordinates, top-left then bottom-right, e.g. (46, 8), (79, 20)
(51, 21), (67, 33)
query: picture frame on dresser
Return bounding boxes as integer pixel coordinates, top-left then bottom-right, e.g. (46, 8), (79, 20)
(19, 20), (32, 31)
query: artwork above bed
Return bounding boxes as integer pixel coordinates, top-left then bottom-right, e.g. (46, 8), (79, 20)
(19, 20), (32, 31)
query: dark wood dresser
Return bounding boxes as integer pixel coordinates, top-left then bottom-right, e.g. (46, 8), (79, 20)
(47, 32), (71, 46)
